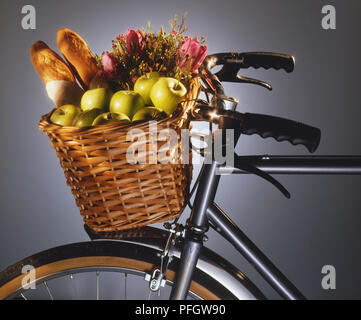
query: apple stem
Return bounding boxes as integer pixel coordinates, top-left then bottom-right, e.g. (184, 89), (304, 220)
(174, 79), (181, 90)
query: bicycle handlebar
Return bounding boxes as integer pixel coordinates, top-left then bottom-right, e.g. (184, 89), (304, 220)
(204, 52), (295, 73)
(199, 51), (321, 153)
(241, 113), (321, 153)
(192, 106), (321, 153)
(234, 52), (295, 72)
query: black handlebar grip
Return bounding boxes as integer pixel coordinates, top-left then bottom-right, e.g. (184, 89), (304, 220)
(241, 113), (321, 153)
(241, 52), (295, 73)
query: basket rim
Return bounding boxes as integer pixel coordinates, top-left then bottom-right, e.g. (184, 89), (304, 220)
(38, 76), (200, 135)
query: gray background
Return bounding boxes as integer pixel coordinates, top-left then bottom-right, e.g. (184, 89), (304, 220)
(0, 0), (360, 299)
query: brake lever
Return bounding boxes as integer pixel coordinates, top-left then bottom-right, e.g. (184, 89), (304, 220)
(203, 52), (295, 91)
(215, 63), (272, 90)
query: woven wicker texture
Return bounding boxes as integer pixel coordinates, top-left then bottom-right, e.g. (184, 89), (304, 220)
(39, 77), (200, 231)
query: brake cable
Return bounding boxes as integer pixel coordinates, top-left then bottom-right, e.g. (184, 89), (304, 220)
(190, 100), (291, 198)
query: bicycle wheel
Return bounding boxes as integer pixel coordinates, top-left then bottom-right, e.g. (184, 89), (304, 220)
(0, 240), (236, 300)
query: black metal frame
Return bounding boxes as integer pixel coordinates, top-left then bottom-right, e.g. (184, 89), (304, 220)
(220, 155), (361, 175)
(169, 156), (361, 300)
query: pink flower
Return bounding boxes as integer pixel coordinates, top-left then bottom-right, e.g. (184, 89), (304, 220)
(116, 34), (126, 41)
(126, 29), (145, 55)
(101, 52), (118, 73)
(177, 38), (208, 72)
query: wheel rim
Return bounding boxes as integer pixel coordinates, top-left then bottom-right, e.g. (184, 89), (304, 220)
(0, 256), (220, 300)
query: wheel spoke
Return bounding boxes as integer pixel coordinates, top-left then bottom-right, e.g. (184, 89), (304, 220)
(96, 271), (100, 300)
(43, 281), (54, 300)
(69, 274), (78, 299)
(124, 273), (127, 300)
(20, 293), (27, 300)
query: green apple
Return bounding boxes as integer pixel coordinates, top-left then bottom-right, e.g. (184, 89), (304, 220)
(50, 104), (81, 126)
(109, 90), (145, 119)
(80, 88), (113, 112)
(92, 112), (130, 125)
(150, 77), (187, 115)
(73, 109), (103, 128)
(132, 107), (167, 122)
(134, 72), (161, 105)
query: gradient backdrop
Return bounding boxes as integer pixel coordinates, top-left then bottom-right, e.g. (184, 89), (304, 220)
(0, 0), (360, 299)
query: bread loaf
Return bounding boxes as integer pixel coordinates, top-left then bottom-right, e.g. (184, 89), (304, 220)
(30, 41), (75, 84)
(46, 80), (84, 107)
(57, 28), (99, 89)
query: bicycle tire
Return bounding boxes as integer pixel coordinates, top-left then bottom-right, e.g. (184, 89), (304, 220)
(0, 240), (237, 300)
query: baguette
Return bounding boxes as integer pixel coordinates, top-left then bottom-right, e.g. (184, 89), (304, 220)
(46, 80), (84, 107)
(30, 41), (75, 84)
(57, 28), (99, 89)
(30, 41), (84, 107)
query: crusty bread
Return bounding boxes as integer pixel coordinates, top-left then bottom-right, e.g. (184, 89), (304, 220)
(46, 80), (84, 107)
(30, 41), (75, 84)
(57, 28), (99, 89)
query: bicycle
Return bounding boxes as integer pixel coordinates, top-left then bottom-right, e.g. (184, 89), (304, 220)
(1, 52), (360, 300)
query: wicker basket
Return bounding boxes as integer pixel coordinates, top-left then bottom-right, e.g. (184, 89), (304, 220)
(38, 77), (200, 232)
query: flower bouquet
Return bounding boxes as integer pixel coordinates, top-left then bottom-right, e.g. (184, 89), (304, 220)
(98, 15), (207, 93)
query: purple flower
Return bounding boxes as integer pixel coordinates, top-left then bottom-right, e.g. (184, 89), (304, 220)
(126, 29), (145, 55)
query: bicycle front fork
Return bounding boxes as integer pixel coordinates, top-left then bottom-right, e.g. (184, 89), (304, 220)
(170, 162), (220, 300)
(169, 233), (204, 299)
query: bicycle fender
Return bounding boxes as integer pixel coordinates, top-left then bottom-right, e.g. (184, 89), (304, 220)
(85, 225), (266, 300)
